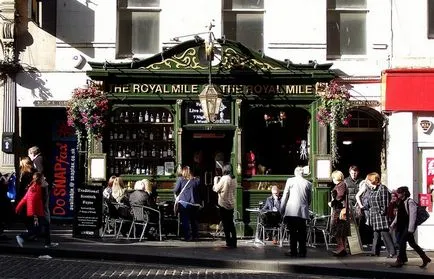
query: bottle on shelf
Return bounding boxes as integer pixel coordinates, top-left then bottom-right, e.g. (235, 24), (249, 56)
(168, 127), (173, 140)
(135, 164), (141, 175)
(117, 146), (123, 158)
(167, 113), (172, 123)
(109, 145), (114, 157)
(119, 111), (125, 123)
(109, 131), (114, 140)
(151, 145), (156, 157)
(113, 129), (118, 140)
(124, 111), (129, 123)
(162, 112), (166, 122)
(149, 130), (154, 141)
(131, 129), (137, 140)
(125, 129), (130, 140)
(150, 113), (154, 122)
(144, 110), (149, 122)
(130, 146), (136, 157)
(138, 111), (143, 123)
(162, 127), (167, 141)
(143, 145), (148, 157)
(131, 111), (136, 123)
(155, 113), (160, 123)
(163, 147), (168, 158)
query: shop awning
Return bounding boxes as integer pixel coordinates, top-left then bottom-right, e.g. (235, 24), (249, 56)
(382, 68), (434, 111)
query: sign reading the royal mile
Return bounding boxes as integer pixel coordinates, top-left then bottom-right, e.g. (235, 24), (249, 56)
(73, 184), (103, 238)
(185, 101), (231, 124)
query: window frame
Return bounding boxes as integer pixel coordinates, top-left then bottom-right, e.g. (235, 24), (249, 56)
(116, 2), (161, 59)
(428, 0), (434, 38)
(222, 3), (265, 52)
(326, 5), (369, 59)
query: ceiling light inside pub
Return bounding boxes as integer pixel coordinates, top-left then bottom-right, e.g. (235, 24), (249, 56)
(342, 140), (353, 145)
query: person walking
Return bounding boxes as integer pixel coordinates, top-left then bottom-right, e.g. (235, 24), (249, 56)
(17, 157), (37, 203)
(28, 146), (58, 248)
(174, 166), (201, 241)
(390, 186), (431, 268)
(365, 172), (395, 258)
(329, 170), (350, 257)
(280, 166), (312, 257)
(213, 164), (237, 248)
(15, 172), (46, 248)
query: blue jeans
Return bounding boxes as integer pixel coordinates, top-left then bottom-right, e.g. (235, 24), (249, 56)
(179, 204), (199, 240)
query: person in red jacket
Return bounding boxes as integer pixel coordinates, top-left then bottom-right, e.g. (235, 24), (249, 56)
(15, 172), (45, 248)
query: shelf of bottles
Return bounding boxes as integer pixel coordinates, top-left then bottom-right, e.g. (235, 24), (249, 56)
(105, 106), (175, 177)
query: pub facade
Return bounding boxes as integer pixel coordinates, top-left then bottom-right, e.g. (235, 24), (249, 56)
(87, 38), (337, 233)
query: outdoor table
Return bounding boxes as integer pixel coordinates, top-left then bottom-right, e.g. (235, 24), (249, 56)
(245, 207), (265, 245)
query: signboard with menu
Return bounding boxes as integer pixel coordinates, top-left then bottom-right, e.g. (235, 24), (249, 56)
(73, 184), (103, 238)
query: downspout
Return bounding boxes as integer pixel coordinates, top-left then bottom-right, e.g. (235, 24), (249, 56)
(388, 0), (394, 69)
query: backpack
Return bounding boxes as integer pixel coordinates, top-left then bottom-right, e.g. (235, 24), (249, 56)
(404, 198), (430, 226)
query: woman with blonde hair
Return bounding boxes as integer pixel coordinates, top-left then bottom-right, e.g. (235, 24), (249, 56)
(329, 170), (350, 257)
(17, 157), (37, 203)
(366, 172), (396, 258)
(111, 177), (128, 204)
(173, 166), (201, 241)
(129, 179), (155, 207)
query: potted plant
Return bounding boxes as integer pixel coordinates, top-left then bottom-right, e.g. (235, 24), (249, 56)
(66, 85), (109, 152)
(316, 80), (351, 165)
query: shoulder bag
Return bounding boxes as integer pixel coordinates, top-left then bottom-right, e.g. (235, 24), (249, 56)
(405, 198), (430, 226)
(174, 180), (190, 215)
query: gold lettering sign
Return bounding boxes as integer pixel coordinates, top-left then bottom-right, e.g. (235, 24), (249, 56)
(109, 84), (315, 95)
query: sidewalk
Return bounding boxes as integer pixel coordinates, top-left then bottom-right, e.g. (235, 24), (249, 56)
(1, 225), (433, 279)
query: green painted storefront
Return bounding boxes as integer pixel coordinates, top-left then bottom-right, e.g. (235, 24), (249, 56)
(87, 38), (336, 236)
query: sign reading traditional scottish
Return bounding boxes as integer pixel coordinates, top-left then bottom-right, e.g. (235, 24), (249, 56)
(109, 84), (315, 95)
(73, 184), (103, 238)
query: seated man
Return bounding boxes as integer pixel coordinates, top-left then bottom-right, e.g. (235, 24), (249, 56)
(260, 185), (282, 243)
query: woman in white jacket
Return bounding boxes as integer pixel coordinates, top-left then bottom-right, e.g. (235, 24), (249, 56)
(390, 186), (431, 268)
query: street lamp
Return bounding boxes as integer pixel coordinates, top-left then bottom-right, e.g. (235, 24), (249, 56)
(198, 21), (222, 123)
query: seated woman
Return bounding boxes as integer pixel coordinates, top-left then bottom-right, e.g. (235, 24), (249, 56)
(129, 179), (155, 207)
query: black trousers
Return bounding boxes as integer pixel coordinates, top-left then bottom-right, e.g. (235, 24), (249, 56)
(284, 216), (307, 256)
(219, 207), (237, 247)
(397, 228), (426, 262)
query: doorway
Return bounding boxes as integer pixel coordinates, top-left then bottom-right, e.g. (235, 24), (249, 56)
(182, 129), (235, 224)
(335, 108), (384, 178)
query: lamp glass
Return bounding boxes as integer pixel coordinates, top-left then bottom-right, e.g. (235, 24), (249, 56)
(199, 84), (222, 123)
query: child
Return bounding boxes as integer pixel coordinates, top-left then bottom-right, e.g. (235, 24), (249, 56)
(15, 172), (45, 248)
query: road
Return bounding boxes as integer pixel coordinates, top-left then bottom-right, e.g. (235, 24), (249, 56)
(0, 254), (367, 279)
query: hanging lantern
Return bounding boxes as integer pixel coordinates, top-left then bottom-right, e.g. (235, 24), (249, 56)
(199, 84), (222, 123)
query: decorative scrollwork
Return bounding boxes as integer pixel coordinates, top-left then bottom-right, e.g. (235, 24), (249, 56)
(146, 48), (207, 70)
(219, 47), (281, 72)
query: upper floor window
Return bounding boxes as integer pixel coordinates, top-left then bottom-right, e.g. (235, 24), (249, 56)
(327, 0), (367, 57)
(429, 0), (434, 38)
(222, 0), (264, 52)
(117, 0), (161, 58)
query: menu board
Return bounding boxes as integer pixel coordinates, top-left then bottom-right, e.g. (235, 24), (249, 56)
(73, 184), (103, 238)
(185, 101), (231, 124)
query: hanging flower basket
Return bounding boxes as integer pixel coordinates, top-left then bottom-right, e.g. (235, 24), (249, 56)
(316, 80), (352, 165)
(66, 85), (109, 152)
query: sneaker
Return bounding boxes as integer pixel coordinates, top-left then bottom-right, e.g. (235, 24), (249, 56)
(16, 235), (24, 248)
(44, 242), (59, 248)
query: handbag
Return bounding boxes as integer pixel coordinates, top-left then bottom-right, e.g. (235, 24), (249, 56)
(405, 198), (430, 226)
(339, 207), (347, 221)
(174, 180), (190, 215)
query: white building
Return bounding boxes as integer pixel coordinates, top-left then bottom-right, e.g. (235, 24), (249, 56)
(1, 0), (431, 246)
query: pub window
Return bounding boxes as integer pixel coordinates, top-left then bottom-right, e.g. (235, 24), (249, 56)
(327, 0), (367, 57)
(117, 0), (161, 58)
(429, 0), (434, 38)
(222, 0), (264, 52)
(28, 0), (40, 24)
(243, 107), (310, 176)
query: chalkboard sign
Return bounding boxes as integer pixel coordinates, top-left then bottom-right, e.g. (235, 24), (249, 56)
(347, 219), (363, 254)
(73, 184), (103, 238)
(185, 101), (231, 124)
